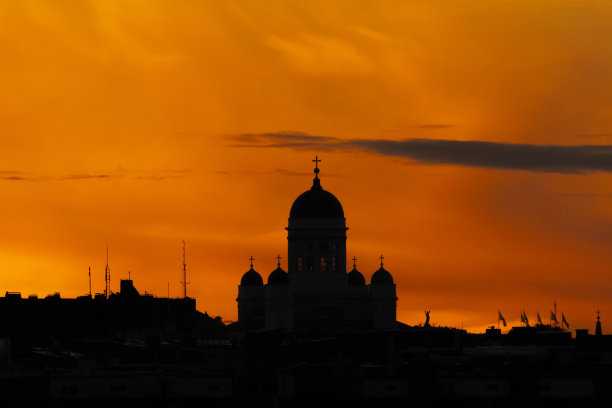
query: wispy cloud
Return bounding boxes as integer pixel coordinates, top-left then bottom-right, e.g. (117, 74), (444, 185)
(229, 132), (612, 174)
(227, 132), (338, 149)
(416, 124), (455, 129)
(576, 133), (612, 138)
(560, 193), (612, 198)
(215, 167), (338, 177)
(0, 170), (190, 182)
(0, 172), (117, 182)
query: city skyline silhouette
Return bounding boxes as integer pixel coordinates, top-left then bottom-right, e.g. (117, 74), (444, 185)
(0, 0), (611, 366)
(0, 161), (609, 405)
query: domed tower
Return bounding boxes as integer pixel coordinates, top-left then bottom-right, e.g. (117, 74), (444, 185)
(345, 257), (371, 323)
(287, 158), (348, 305)
(265, 256), (293, 331)
(370, 255), (397, 329)
(237, 257), (264, 322)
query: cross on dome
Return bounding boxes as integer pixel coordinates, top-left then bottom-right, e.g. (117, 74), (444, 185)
(312, 155), (321, 174)
(276, 255), (282, 267)
(379, 254), (384, 267)
(249, 256), (255, 268)
(352, 256), (358, 268)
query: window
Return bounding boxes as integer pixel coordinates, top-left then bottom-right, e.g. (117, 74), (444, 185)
(297, 257), (303, 272)
(307, 256), (313, 271)
(320, 257), (327, 272)
(332, 257), (336, 272)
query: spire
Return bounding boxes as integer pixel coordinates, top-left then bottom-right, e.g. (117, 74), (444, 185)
(105, 247), (111, 299)
(181, 239), (189, 298)
(596, 309), (603, 336)
(311, 155), (322, 190)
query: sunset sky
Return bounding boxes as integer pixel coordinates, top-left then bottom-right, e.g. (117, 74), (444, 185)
(1, 0), (612, 333)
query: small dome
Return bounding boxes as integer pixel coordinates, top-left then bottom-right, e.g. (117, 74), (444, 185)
(241, 267), (263, 286)
(289, 169), (344, 219)
(347, 267), (366, 286)
(371, 266), (394, 285)
(268, 266), (290, 285)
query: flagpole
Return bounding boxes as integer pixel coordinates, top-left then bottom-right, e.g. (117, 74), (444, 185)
(561, 317), (565, 331)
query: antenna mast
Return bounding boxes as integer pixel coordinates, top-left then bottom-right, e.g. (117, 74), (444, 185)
(181, 239), (190, 298)
(105, 247), (111, 299)
(88, 266), (92, 297)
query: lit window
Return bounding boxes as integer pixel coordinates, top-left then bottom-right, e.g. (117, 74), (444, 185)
(320, 257), (327, 272)
(297, 257), (303, 272)
(332, 257), (336, 272)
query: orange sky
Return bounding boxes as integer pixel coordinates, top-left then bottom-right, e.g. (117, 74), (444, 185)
(1, 0), (612, 333)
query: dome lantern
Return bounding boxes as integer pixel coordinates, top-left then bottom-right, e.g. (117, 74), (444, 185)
(289, 157), (344, 219)
(371, 254), (394, 285)
(347, 256), (366, 286)
(268, 255), (290, 285)
(240, 256), (263, 286)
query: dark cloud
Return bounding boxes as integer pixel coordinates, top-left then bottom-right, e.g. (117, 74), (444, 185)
(229, 132), (612, 174)
(347, 139), (612, 173)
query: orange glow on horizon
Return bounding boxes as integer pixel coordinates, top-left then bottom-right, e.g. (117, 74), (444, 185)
(1, 1), (612, 334)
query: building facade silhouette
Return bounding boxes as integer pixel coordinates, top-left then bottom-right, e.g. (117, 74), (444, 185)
(237, 160), (397, 331)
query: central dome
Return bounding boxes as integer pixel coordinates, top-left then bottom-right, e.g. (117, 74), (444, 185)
(289, 169), (344, 219)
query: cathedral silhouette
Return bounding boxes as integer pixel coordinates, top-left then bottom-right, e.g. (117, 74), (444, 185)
(236, 158), (397, 331)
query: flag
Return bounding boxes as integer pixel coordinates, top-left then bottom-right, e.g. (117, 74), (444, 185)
(522, 310), (530, 327)
(498, 310), (507, 327)
(537, 312), (542, 325)
(520, 312), (525, 323)
(562, 313), (569, 328)
(551, 311), (558, 323)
